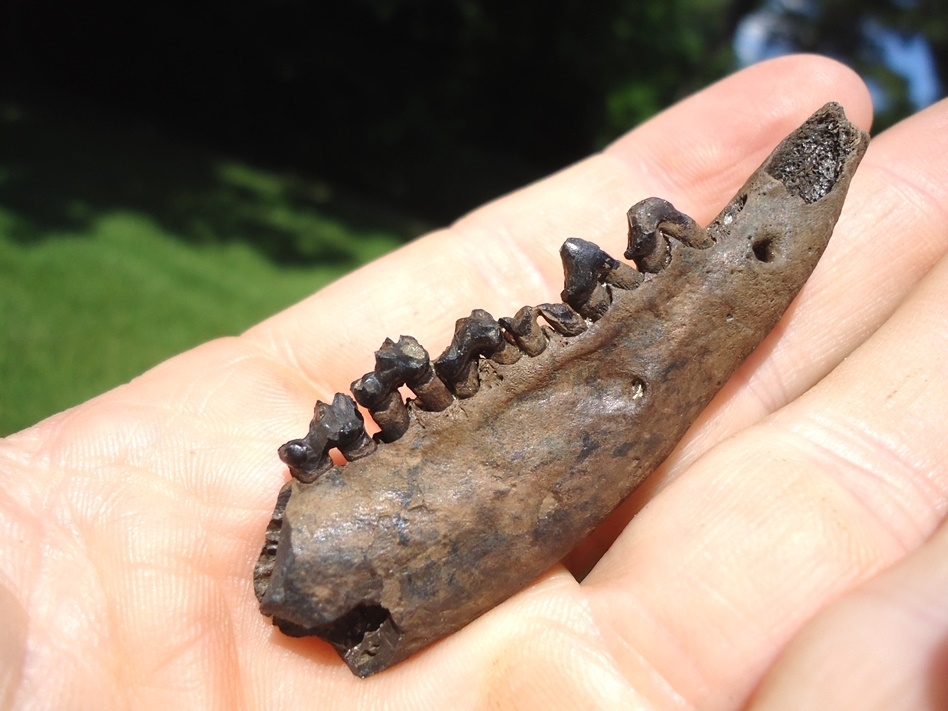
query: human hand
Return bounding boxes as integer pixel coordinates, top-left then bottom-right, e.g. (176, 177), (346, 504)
(2, 54), (947, 709)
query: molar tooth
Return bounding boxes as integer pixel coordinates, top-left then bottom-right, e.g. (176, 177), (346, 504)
(324, 393), (377, 461)
(434, 309), (504, 398)
(499, 306), (548, 356)
(560, 238), (619, 320)
(351, 369), (410, 442)
(385, 336), (453, 411)
(625, 197), (710, 273)
(537, 303), (588, 336)
(284, 394), (377, 481)
(351, 371), (388, 410)
(277, 438), (327, 483)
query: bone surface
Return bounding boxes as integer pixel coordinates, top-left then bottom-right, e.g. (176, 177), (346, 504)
(254, 103), (869, 677)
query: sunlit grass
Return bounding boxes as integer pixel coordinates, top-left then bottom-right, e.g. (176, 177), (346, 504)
(0, 210), (369, 435)
(0, 100), (415, 435)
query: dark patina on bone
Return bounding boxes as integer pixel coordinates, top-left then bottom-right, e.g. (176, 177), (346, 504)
(254, 103), (869, 677)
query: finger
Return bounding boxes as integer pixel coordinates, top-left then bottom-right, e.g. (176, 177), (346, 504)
(580, 221), (948, 707)
(0, 57), (878, 709)
(748, 519), (948, 711)
(242, 55), (873, 399)
(567, 90), (948, 576)
(683, 88), (948, 458)
(231, 56), (872, 703)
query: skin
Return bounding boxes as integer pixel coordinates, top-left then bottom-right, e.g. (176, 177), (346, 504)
(1, 54), (947, 710)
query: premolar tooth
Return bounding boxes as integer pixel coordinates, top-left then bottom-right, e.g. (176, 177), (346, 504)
(385, 336), (453, 411)
(351, 371), (409, 443)
(323, 393), (377, 461)
(374, 338), (411, 388)
(278, 437), (332, 484)
(434, 309), (504, 398)
(351, 371), (388, 409)
(500, 306), (547, 356)
(537, 303), (588, 336)
(625, 197), (711, 273)
(560, 238), (619, 320)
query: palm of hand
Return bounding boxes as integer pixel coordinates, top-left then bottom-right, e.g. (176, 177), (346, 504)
(3, 56), (948, 710)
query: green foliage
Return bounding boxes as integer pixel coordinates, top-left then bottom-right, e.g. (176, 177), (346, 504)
(1, 0), (741, 222)
(0, 102), (408, 436)
(2, 0), (944, 435)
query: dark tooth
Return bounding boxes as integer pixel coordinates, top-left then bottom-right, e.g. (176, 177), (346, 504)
(560, 238), (621, 320)
(434, 309), (504, 398)
(324, 393), (377, 461)
(280, 394), (375, 483)
(352, 346), (412, 440)
(351, 371), (388, 410)
(374, 338), (416, 388)
(366, 391), (410, 443)
(625, 197), (711, 274)
(537, 303), (588, 336)
(352, 352), (412, 442)
(500, 305), (548, 356)
(278, 437), (332, 484)
(353, 335), (454, 433)
(387, 336), (454, 411)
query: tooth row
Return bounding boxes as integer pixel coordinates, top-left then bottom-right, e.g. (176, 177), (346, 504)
(278, 393), (377, 483)
(351, 336), (453, 442)
(280, 237), (644, 483)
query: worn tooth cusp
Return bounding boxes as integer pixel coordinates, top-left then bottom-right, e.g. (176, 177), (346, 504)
(625, 197), (711, 273)
(434, 309), (507, 398)
(537, 302), (588, 336)
(500, 306), (547, 357)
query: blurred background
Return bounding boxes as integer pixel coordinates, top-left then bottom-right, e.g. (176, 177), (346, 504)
(1, 0), (945, 435)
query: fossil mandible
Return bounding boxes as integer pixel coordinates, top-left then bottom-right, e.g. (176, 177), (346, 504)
(253, 103), (869, 677)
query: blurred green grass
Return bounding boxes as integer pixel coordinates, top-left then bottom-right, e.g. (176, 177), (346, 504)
(0, 100), (422, 436)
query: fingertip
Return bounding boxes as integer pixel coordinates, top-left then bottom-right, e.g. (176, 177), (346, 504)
(607, 54), (873, 222)
(747, 54), (873, 132)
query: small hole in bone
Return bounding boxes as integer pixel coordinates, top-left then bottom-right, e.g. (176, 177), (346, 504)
(752, 236), (776, 262)
(325, 603), (393, 649)
(630, 378), (646, 400)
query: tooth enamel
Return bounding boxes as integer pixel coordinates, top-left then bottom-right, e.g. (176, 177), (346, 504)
(537, 303), (587, 336)
(434, 309), (506, 398)
(500, 305), (547, 356)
